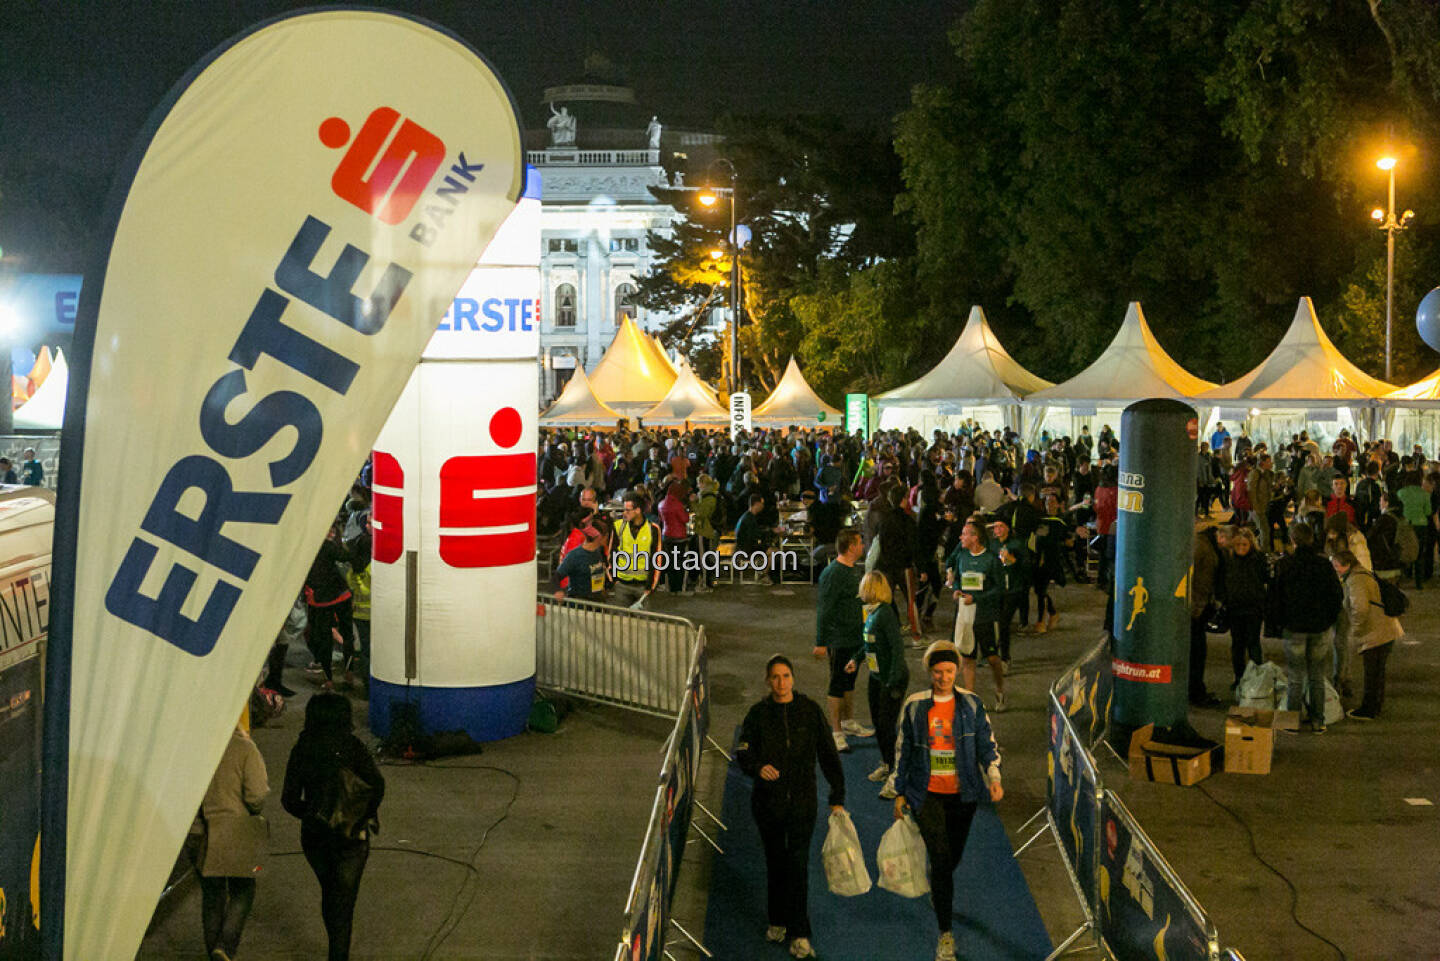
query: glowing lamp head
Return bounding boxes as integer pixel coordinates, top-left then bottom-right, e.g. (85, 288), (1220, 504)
(697, 190), (719, 208)
(1377, 156), (1397, 171)
(1371, 208), (1385, 222)
(709, 248), (724, 260)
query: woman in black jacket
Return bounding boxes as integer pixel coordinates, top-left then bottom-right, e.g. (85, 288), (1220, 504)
(282, 694), (385, 961)
(736, 656), (846, 959)
(1220, 527), (1268, 689)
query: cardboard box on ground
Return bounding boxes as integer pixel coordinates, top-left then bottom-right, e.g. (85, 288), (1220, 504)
(1223, 707), (1300, 775)
(1127, 724), (1223, 786)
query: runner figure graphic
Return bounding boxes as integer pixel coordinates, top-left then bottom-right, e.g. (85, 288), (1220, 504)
(1126, 576), (1149, 631)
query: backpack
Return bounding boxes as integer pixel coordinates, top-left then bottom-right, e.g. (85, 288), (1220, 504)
(1369, 572), (1409, 618)
(1394, 519), (1419, 565)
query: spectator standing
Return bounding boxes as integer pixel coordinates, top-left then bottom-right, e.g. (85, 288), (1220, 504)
(0, 457), (17, 484)
(1366, 491), (1407, 582)
(1395, 471), (1433, 589)
(197, 718), (269, 961)
(1333, 551), (1400, 721)
(304, 525), (354, 692)
(281, 694), (385, 961)
(1271, 524), (1344, 732)
(20, 448), (43, 486)
(551, 525), (607, 601)
(1188, 525), (1223, 707)
(658, 483), (692, 593)
(736, 655), (845, 960)
(1219, 527), (1267, 691)
(893, 641), (1004, 961)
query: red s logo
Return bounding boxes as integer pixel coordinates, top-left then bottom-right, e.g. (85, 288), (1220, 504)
(371, 451), (404, 564)
(320, 108), (445, 224)
(438, 407), (535, 568)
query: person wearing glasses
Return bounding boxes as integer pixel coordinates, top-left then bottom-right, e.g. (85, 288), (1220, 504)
(611, 495), (661, 607)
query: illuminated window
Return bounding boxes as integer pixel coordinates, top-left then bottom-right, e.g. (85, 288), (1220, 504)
(609, 237), (639, 253)
(555, 284), (577, 327)
(614, 283), (637, 324)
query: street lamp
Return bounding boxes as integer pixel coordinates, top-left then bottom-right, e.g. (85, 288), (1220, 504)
(1374, 153), (1415, 382)
(698, 158), (741, 394)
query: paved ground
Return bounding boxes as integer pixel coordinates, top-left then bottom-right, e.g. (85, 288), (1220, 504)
(140, 569), (1438, 960)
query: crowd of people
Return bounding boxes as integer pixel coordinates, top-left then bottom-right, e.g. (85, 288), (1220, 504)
(1190, 424), (1419, 729)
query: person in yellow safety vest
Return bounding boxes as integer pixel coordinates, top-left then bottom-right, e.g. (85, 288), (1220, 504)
(612, 494), (661, 608)
(345, 534), (371, 691)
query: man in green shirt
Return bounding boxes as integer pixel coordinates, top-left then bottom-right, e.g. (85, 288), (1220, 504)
(812, 529), (870, 751)
(945, 518), (1007, 711)
(1395, 471), (1434, 589)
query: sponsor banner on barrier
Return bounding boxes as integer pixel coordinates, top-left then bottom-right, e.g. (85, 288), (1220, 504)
(0, 653), (41, 961)
(1046, 703), (1100, 910)
(1053, 637), (1114, 750)
(42, 11), (522, 959)
(1097, 800), (1213, 961)
(1112, 659), (1171, 684)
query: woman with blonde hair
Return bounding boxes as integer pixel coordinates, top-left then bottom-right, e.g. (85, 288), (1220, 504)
(847, 571), (909, 796)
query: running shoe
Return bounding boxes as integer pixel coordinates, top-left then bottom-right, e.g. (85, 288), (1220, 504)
(832, 730), (850, 753)
(867, 764), (891, 782)
(766, 925), (787, 943)
(841, 719), (875, 737)
(935, 931), (957, 961)
(790, 937), (815, 958)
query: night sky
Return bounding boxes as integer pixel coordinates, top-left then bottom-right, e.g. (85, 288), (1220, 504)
(0, 0), (963, 271)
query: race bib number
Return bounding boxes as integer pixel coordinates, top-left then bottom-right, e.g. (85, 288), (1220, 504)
(929, 747), (956, 776)
(960, 571), (984, 591)
(866, 651), (879, 673)
(590, 567), (606, 593)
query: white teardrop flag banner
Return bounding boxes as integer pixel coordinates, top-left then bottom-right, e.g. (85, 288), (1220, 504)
(42, 11), (523, 959)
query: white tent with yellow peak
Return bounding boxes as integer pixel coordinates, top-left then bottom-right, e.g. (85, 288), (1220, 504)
(587, 316), (679, 417)
(1382, 368), (1440, 451)
(1023, 302), (1217, 442)
(1198, 297), (1396, 445)
(752, 356), (841, 427)
(539, 363), (621, 427)
(640, 358), (730, 426)
(877, 305), (1051, 433)
(649, 332), (678, 376)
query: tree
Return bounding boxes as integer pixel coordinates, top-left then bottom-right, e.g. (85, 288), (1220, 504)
(635, 114), (909, 391)
(894, 0), (1440, 387)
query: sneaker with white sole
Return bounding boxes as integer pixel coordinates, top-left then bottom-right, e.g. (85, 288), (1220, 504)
(993, 691), (1008, 713)
(867, 763), (891, 782)
(832, 730), (850, 752)
(790, 936), (815, 958)
(841, 719), (875, 737)
(765, 925), (787, 943)
(935, 930), (957, 961)
(878, 781), (899, 800)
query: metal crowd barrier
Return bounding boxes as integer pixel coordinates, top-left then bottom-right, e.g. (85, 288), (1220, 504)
(1014, 636), (1237, 961)
(535, 594), (699, 717)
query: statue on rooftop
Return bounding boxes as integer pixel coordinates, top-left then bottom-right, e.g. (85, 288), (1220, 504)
(547, 104), (577, 147)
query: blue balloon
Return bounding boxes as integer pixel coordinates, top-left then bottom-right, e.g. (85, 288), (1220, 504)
(1418, 286), (1440, 353)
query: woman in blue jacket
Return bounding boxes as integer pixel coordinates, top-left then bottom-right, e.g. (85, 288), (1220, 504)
(892, 641), (1004, 961)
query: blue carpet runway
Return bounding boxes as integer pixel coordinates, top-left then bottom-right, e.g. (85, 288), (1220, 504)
(704, 738), (1053, 961)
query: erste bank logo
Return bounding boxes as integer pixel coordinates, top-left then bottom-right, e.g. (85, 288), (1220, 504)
(320, 107), (485, 245)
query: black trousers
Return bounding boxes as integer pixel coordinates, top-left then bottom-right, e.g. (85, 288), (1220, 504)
(308, 602), (355, 682)
(868, 678), (905, 770)
(998, 593), (1024, 661)
(1360, 642), (1393, 716)
(1033, 571), (1056, 621)
(915, 792), (978, 934)
(200, 875), (256, 958)
(301, 824), (370, 961)
(1189, 617), (1210, 700)
(1229, 612), (1263, 685)
(752, 805), (816, 938)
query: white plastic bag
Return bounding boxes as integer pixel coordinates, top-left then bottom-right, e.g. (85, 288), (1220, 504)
(876, 815), (929, 898)
(822, 809), (872, 896)
(1236, 660), (1286, 710)
(1323, 679), (1343, 725)
(952, 601), (977, 658)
